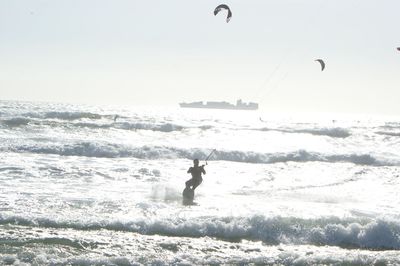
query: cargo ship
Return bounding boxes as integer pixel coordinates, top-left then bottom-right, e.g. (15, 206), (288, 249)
(179, 99), (258, 110)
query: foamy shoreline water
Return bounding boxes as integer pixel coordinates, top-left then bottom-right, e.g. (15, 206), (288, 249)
(0, 100), (399, 265)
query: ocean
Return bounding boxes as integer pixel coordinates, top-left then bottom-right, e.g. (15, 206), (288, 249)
(0, 100), (399, 265)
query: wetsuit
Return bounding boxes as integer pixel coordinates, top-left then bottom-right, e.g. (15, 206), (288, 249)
(185, 165), (205, 190)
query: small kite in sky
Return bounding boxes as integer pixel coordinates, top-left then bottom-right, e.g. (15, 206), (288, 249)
(315, 59), (326, 71)
(214, 4), (232, 23)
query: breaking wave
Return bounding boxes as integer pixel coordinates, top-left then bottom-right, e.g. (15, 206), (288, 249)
(71, 121), (185, 132)
(0, 237), (92, 250)
(5, 143), (394, 166)
(115, 122), (184, 132)
(22, 111), (104, 120)
(376, 131), (400, 137)
(294, 128), (351, 138)
(0, 118), (188, 133)
(1, 215), (399, 250)
(259, 127), (351, 138)
(1, 118), (31, 127)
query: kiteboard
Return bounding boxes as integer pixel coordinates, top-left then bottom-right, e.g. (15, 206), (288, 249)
(182, 187), (197, 205)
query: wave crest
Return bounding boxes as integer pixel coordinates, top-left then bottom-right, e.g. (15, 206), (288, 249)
(259, 127), (351, 138)
(376, 131), (400, 137)
(1, 215), (399, 250)
(1, 118), (31, 127)
(1, 116), (187, 132)
(6, 143), (393, 166)
(43, 111), (102, 120)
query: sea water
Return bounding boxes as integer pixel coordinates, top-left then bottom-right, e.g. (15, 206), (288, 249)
(0, 100), (399, 265)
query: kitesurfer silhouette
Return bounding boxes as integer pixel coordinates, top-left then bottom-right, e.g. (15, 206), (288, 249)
(182, 150), (215, 205)
(185, 159), (206, 191)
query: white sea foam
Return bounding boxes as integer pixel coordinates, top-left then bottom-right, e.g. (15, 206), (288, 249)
(1, 214), (399, 250)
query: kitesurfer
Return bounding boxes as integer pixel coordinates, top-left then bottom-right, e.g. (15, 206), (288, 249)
(185, 159), (206, 191)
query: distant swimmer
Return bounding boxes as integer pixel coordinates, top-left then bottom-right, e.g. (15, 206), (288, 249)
(114, 115), (119, 122)
(185, 159), (206, 191)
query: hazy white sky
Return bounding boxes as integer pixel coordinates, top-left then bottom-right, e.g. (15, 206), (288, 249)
(1, 0), (399, 115)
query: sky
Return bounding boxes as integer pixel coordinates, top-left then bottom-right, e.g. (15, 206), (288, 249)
(0, 0), (399, 115)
